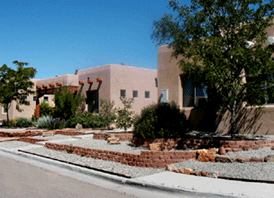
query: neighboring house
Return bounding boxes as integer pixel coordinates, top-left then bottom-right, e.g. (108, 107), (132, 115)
(0, 64), (157, 121)
(157, 43), (274, 135)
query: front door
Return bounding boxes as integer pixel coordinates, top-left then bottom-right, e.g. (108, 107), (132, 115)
(86, 90), (99, 113)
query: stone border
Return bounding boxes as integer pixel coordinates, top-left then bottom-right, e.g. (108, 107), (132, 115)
(93, 132), (133, 141)
(19, 137), (48, 144)
(44, 142), (196, 168)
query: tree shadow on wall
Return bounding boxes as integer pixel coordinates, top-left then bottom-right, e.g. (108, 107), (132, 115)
(215, 106), (263, 136)
(188, 103), (264, 136)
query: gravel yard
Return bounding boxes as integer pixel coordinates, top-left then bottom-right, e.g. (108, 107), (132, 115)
(1, 134), (274, 181)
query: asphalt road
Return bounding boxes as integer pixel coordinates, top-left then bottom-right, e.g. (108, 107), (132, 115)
(0, 155), (135, 198)
(0, 149), (223, 198)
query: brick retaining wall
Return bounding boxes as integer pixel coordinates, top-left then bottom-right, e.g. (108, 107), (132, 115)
(93, 132), (133, 141)
(19, 137), (47, 144)
(132, 137), (274, 152)
(0, 130), (43, 137)
(44, 142), (196, 168)
(54, 130), (85, 136)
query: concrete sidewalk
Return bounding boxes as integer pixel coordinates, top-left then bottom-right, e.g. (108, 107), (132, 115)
(134, 172), (274, 198)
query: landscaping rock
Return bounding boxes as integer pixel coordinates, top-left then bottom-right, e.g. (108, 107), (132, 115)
(149, 143), (161, 151)
(235, 156), (251, 163)
(75, 123), (83, 131)
(178, 167), (193, 175)
(197, 149), (216, 162)
(42, 131), (54, 137)
(249, 157), (264, 162)
(215, 156), (234, 163)
(264, 155), (274, 162)
(107, 135), (120, 145)
(166, 164), (177, 172)
(218, 146), (226, 155)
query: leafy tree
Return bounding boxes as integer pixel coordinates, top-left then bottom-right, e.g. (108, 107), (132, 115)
(98, 99), (116, 129)
(0, 61), (36, 123)
(152, 0), (274, 138)
(116, 97), (134, 131)
(54, 87), (85, 120)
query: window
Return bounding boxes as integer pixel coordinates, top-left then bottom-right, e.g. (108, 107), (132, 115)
(33, 96), (36, 102)
(3, 107), (7, 114)
(182, 76), (207, 107)
(133, 90), (138, 98)
(23, 96), (27, 102)
(160, 89), (168, 103)
(120, 89), (126, 97)
(44, 96), (49, 102)
(145, 91), (150, 98)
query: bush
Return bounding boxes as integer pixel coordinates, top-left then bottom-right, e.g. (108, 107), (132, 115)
(116, 97), (134, 131)
(66, 112), (104, 128)
(98, 99), (116, 129)
(133, 102), (188, 139)
(35, 115), (53, 129)
(14, 117), (34, 128)
(54, 88), (85, 120)
(32, 102), (54, 120)
(46, 118), (66, 130)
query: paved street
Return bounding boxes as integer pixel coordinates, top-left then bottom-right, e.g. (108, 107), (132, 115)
(0, 155), (136, 198)
(0, 151), (215, 198)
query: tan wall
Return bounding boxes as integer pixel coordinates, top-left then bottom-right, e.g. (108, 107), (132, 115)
(109, 64), (158, 114)
(157, 44), (274, 135)
(0, 79), (38, 121)
(36, 74), (78, 87)
(158, 45), (184, 109)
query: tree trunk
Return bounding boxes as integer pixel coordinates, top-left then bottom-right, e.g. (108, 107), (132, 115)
(230, 101), (237, 140)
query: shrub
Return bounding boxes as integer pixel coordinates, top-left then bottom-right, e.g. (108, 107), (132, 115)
(14, 117), (34, 128)
(116, 97), (134, 131)
(133, 102), (188, 139)
(32, 102), (54, 120)
(66, 112), (103, 128)
(46, 118), (66, 130)
(54, 88), (85, 120)
(35, 115), (53, 129)
(98, 99), (116, 129)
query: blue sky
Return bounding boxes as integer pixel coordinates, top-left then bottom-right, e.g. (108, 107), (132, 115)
(0, 0), (178, 79)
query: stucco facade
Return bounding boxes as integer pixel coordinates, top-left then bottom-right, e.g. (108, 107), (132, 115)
(0, 64), (157, 122)
(157, 44), (274, 135)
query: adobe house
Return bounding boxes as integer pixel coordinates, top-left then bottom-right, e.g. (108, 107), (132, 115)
(0, 64), (157, 122)
(157, 40), (274, 135)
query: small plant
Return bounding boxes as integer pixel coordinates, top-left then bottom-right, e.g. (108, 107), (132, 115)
(14, 117), (34, 128)
(66, 111), (104, 128)
(65, 144), (74, 154)
(46, 118), (66, 130)
(242, 147), (249, 151)
(98, 99), (116, 129)
(35, 115), (53, 129)
(116, 97), (134, 131)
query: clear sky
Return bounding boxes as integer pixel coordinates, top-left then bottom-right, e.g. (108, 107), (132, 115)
(0, 0), (178, 79)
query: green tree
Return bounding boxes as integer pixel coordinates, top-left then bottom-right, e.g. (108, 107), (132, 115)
(0, 61), (36, 123)
(98, 99), (116, 129)
(54, 87), (85, 120)
(116, 97), (134, 131)
(152, 0), (274, 138)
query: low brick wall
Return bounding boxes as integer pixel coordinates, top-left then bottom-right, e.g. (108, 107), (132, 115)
(54, 130), (85, 136)
(132, 137), (274, 152)
(19, 137), (47, 144)
(0, 130), (43, 137)
(93, 132), (133, 141)
(44, 142), (196, 168)
(221, 140), (274, 152)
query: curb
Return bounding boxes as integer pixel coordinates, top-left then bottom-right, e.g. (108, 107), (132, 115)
(0, 147), (232, 198)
